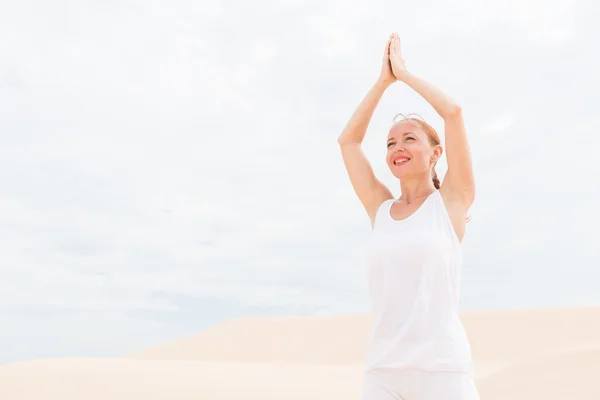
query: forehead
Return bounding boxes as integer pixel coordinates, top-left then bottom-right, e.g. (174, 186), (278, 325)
(387, 120), (424, 140)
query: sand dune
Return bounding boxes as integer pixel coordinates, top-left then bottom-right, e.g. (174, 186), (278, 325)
(0, 359), (363, 400)
(464, 307), (600, 363)
(127, 313), (371, 364)
(1, 306), (599, 399)
(477, 348), (600, 400)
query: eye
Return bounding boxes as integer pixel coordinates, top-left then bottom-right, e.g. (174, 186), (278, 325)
(405, 136), (415, 141)
(387, 142), (394, 148)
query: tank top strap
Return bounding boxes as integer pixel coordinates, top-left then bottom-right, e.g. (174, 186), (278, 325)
(372, 198), (394, 230)
(431, 190), (461, 247)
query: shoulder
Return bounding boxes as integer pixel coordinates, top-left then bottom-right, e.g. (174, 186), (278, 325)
(439, 180), (474, 214)
(438, 186), (471, 243)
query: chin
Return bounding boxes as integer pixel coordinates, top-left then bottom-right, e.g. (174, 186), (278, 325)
(391, 166), (425, 181)
(390, 168), (411, 180)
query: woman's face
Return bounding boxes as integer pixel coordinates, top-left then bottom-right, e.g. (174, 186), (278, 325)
(386, 120), (442, 180)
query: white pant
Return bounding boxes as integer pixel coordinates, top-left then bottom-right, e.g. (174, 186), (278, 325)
(362, 368), (480, 400)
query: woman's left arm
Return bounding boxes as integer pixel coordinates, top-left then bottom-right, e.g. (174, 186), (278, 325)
(390, 33), (475, 208)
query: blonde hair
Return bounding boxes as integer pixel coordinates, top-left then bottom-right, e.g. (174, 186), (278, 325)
(391, 113), (442, 189)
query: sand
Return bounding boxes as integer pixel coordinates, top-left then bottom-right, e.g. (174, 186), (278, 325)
(1, 306), (599, 399)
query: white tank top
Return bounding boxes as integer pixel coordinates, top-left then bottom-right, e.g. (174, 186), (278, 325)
(364, 190), (473, 372)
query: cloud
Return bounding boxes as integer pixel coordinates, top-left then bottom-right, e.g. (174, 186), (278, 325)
(482, 115), (515, 136)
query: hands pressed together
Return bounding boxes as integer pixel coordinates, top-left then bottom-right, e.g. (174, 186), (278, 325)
(380, 32), (408, 85)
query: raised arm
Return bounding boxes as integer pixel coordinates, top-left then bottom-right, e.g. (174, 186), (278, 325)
(389, 32), (475, 210)
(337, 35), (396, 226)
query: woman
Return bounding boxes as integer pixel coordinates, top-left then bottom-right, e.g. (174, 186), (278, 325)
(337, 33), (479, 400)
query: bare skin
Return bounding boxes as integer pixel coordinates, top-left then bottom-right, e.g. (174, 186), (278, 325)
(338, 32), (475, 243)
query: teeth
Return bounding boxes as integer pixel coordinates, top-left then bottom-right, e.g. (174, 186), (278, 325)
(394, 158), (409, 165)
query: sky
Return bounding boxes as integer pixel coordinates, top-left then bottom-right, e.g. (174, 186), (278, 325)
(1, 0), (599, 364)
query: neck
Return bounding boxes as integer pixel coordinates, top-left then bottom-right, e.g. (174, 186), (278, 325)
(399, 176), (436, 204)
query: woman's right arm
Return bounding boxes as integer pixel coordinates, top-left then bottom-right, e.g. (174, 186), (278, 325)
(337, 78), (394, 226)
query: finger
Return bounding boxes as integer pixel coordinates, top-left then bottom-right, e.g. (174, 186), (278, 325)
(397, 35), (403, 57)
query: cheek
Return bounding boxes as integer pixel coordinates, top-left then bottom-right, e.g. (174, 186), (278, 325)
(386, 149), (394, 163)
(410, 149), (432, 167)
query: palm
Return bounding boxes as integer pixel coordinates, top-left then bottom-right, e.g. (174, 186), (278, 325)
(379, 34), (396, 84)
(389, 33), (407, 79)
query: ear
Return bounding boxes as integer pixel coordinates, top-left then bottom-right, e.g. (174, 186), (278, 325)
(431, 145), (443, 162)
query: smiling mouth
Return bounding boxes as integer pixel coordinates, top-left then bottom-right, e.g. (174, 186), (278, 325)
(393, 158), (411, 165)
